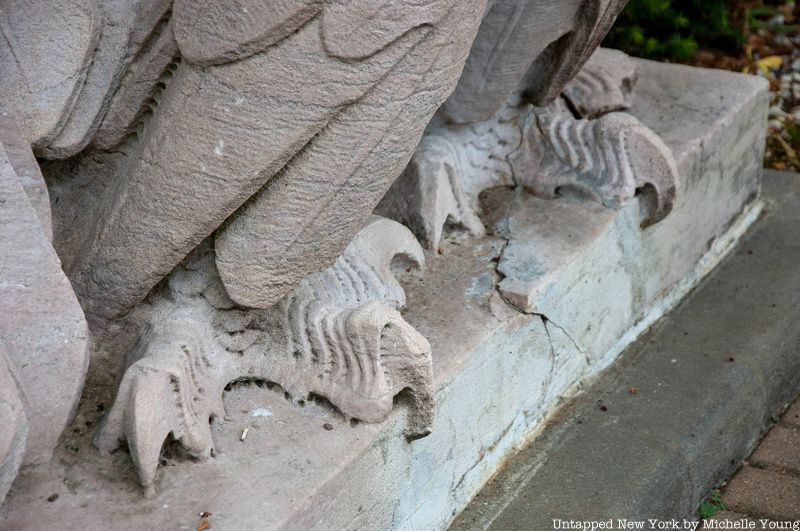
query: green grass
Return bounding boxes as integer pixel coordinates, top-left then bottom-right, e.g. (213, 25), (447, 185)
(698, 489), (726, 519)
(604, 0), (745, 61)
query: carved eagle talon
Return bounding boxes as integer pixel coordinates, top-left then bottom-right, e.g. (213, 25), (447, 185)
(379, 49), (679, 250)
(529, 106), (679, 227)
(94, 312), (226, 496)
(95, 218), (435, 495)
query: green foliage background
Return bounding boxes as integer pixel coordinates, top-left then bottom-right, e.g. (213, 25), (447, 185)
(604, 0), (745, 60)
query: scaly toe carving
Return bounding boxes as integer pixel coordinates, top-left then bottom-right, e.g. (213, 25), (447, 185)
(96, 217), (434, 494)
(94, 310), (229, 496)
(527, 105), (678, 226)
(376, 133), (489, 250)
(561, 48), (638, 119)
(266, 217), (433, 435)
(379, 49), (677, 248)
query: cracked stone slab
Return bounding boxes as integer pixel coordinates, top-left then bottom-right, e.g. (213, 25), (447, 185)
(0, 59), (768, 531)
(486, 188), (617, 314)
(377, 49), (678, 251)
(453, 169), (800, 528)
(495, 59), (767, 362)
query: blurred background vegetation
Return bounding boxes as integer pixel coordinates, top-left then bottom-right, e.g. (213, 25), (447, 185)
(605, 0), (800, 170)
(604, 0), (797, 64)
(605, 0), (745, 61)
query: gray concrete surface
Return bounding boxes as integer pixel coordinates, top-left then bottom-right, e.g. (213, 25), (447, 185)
(450, 170), (800, 530)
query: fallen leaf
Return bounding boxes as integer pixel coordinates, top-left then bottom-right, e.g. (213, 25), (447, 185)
(759, 55), (783, 70)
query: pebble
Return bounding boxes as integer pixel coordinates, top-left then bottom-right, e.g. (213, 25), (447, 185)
(770, 106), (788, 118)
(774, 34), (791, 47)
(768, 14), (785, 26)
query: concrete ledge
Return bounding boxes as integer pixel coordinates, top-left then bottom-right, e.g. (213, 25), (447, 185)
(452, 170), (800, 529)
(0, 62), (769, 530)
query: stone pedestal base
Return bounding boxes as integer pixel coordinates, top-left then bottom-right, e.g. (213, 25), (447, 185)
(0, 60), (768, 531)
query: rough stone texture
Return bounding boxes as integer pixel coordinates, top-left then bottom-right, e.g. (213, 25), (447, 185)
(0, 345), (27, 505)
(213, 2), (485, 310)
(488, 190), (617, 313)
(518, 0), (627, 105)
(494, 98), (681, 311)
(723, 466), (800, 520)
(19, 0), (633, 327)
(749, 425), (800, 474)
(173, 0), (323, 66)
(0, 0), (100, 149)
(39, 0), (174, 159)
(55, 2), (487, 321)
(94, 217), (433, 496)
(508, 59), (768, 364)
(91, 18), (178, 151)
(0, 141), (89, 466)
(440, 0), (584, 123)
(441, 0), (628, 123)
(0, 111), (52, 239)
(562, 47), (637, 118)
(374, 103), (518, 251)
(522, 101), (678, 226)
(0, 60), (767, 531)
(453, 169), (797, 530)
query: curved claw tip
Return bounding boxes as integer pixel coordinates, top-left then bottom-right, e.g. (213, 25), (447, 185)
(404, 421), (433, 442)
(402, 387), (434, 442)
(637, 181), (677, 229)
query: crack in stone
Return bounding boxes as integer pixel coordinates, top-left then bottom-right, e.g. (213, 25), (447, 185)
(540, 315), (557, 392)
(450, 418), (515, 498)
(539, 315), (590, 368)
(489, 246), (591, 368)
(479, 102), (592, 367)
(488, 228), (589, 367)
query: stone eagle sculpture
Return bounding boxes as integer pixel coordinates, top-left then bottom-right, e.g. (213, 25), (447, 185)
(0, 0), (680, 499)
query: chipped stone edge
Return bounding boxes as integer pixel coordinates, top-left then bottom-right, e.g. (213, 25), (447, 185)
(444, 197), (765, 531)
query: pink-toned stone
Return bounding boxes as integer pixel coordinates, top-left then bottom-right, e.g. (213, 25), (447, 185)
(0, 110), (52, 239)
(0, 344), (27, 504)
(0, 142), (89, 465)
